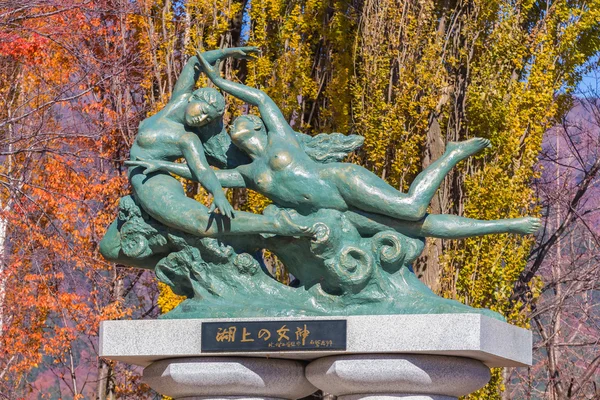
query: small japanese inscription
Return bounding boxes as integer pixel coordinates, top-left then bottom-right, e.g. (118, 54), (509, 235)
(201, 320), (347, 352)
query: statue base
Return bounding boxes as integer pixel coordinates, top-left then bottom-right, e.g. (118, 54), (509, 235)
(101, 197), (509, 321)
(100, 314), (531, 399)
(306, 354), (490, 400)
(142, 354), (489, 400)
(143, 357), (316, 399)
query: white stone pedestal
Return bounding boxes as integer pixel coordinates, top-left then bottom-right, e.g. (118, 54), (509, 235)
(306, 354), (491, 400)
(100, 314), (531, 399)
(143, 357), (316, 399)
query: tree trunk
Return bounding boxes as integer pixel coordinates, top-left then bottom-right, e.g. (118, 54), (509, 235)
(413, 116), (446, 291)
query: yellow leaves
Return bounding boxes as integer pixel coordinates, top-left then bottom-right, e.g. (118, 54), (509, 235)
(350, 0), (441, 188)
(244, 0), (360, 132)
(439, 0), (600, 358)
(185, 0), (244, 50)
(157, 282), (186, 314)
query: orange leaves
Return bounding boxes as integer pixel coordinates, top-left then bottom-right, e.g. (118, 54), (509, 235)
(0, 2), (155, 397)
(0, 33), (48, 61)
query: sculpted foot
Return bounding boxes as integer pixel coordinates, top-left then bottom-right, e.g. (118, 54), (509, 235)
(508, 217), (542, 235)
(447, 137), (491, 161)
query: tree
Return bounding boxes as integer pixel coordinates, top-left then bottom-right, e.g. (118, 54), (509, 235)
(507, 81), (600, 399)
(128, 0), (600, 397)
(0, 0), (598, 398)
(0, 1), (158, 398)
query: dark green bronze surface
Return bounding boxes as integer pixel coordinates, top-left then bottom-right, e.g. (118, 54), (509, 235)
(100, 48), (540, 320)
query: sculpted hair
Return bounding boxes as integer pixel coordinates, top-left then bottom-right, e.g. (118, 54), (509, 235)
(191, 87), (226, 113)
(233, 114), (264, 131)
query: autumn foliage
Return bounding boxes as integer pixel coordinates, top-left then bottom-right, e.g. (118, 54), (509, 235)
(0, 1), (156, 398)
(0, 0), (599, 398)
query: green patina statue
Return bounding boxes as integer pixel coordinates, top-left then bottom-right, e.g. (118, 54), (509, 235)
(100, 47), (540, 320)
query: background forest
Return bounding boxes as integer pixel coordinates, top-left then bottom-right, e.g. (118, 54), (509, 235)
(0, 0), (599, 399)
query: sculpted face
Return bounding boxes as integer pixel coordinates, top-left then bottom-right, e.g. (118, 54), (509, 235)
(231, 115), (267, 157)
(185, 99), (221, 127)
(184, 88), (225, 127)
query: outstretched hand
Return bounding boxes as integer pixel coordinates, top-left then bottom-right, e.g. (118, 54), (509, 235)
(228, 46), (260, 60)
(274, 210), (318, 239)
(209, 192), (235, 219)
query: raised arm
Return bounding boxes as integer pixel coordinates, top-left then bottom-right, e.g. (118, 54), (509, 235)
(196, 52), (301, 146)
(171, 47), (261, 99)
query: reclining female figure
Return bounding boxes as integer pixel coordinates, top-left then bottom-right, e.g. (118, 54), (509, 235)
(128, 52), (540, 240)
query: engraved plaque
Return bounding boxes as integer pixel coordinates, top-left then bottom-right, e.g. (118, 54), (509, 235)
(201, 319), (347, 352)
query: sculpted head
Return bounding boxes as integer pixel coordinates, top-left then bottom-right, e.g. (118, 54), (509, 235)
(185, 88), (225, 127)
(230, 115), (267, 158)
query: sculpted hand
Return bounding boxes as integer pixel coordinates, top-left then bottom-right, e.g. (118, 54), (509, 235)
(275, 210), (317, 238)
(196, 51), (221, 80)
(197, 47), (260, 78)
(124, 158), (164, 175)
(228, 46), (260, 60)
(209, 192), (235, 219)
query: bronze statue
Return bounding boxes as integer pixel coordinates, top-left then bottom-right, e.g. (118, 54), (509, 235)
(100, 47), (540, 319)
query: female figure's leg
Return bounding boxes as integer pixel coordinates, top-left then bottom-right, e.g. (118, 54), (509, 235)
(330, 138), (490, 221)
(346, 211), (541, 238)
(416, 214), (541, 238)
(130, 169), (310, 237)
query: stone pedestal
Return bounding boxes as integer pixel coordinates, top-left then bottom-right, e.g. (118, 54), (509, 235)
(306, 354), (491, 400)
(100, 314), (531, 399)
(143, 357), (316, 399)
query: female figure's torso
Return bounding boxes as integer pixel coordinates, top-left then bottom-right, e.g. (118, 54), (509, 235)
(243, 135), (347, 214)
(129, 98), (189, 165)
